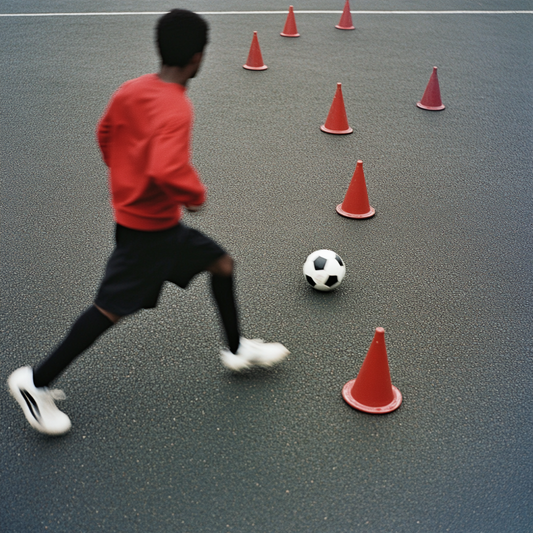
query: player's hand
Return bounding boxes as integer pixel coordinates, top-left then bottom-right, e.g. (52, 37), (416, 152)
(185, 203), (203, 213)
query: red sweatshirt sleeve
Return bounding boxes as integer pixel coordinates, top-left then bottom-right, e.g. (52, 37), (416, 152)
(96, 104), (113, 168)
(147, 116), (206, 207)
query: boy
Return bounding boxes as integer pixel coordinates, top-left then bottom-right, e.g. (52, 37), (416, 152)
(8, 9), (289, 436)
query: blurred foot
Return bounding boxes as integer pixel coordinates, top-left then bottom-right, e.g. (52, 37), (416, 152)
(220, 338), (289, 371)
(8, 366), (71, 435)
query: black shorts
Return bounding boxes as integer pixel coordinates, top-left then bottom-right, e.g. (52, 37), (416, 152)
(94, 223), (226, 316)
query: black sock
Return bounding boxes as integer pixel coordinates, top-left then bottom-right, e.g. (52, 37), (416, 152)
(33, 305), (114, 388)
(210, 274), (240, 354)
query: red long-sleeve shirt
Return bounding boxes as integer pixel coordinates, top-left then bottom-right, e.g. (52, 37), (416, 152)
(97, 74), (206, 231)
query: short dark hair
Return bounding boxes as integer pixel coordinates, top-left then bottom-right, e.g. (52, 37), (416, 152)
(156, 9), (209, 67)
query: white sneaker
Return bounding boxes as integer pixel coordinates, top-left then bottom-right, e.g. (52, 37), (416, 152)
(8, 366), (71, 436)
(220, 338), (290, 371)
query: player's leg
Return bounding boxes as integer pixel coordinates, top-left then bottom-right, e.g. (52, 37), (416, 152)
(206, 255), (290, 371)
(166, 224), (289, 371)
(8, 224), (135, 435)
(33, 305), (120, 387)
(207, 254), (240, 354)
(8, 305), (120, 435)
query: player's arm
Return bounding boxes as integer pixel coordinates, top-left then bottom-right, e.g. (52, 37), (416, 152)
(185, 203), (204, 213)
(148, 118), (206, 207)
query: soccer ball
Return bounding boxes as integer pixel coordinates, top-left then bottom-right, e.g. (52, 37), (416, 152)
(303, 250), (346, 291)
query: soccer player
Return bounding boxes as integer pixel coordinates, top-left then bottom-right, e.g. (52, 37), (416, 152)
(8, 9), (289, 436)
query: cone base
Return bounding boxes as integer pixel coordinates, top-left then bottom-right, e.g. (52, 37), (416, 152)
(320, 125), (353, 135)
(336, 204), (375, 219)
(416, 102), (445, 111)
(280, 32), (300, 37)
(342, 379), (402, 414)
(335, 25), (355, 30)
(243, 65), (268, 71)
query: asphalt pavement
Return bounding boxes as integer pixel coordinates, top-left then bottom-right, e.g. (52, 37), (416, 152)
(1, 2), (532, 532)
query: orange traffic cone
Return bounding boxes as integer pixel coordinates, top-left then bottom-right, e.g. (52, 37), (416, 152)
(320, 83), (353, 135)
(243, 31), (268, 71)
(336, 0), (355, 30)
(416, 66), (445, 110)
(336, 160), (375, 219)
(281, 5), (300, 37)
(342, 328), (402, 414)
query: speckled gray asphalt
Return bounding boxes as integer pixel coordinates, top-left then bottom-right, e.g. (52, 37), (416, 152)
(1, 1), (532, 532)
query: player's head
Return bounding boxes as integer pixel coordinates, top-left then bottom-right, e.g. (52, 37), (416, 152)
(156, 9), (209, 68)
